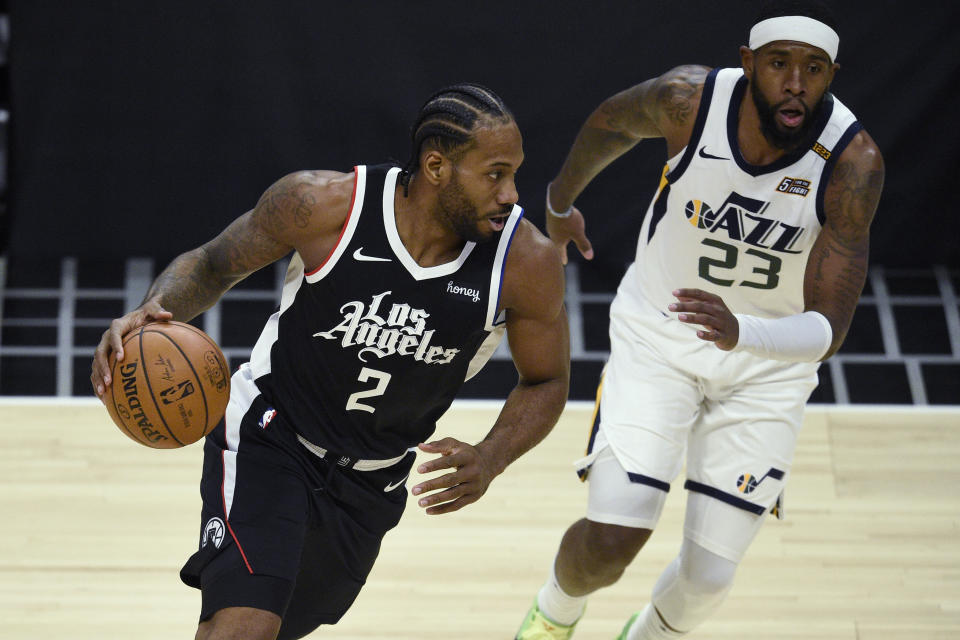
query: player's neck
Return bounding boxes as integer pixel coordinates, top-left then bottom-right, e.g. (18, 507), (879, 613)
(393, 178), (466, 267)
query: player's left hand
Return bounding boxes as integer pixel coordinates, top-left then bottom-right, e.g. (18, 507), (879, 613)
(670, 288), (739, 350)
(412, 437), (497, 515)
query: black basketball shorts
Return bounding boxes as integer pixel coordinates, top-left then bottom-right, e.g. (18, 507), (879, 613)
(179, 386), (415, 637)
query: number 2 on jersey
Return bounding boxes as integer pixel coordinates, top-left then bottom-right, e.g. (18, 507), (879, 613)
(346, 367), (392, 413)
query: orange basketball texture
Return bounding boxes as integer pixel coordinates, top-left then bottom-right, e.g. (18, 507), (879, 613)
(104, 321), (231, 448)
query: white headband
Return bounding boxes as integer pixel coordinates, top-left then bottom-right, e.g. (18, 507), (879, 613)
(749, 16), (839, 62)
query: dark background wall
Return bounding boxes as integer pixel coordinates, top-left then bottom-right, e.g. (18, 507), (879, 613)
(6, 0), (959, 277)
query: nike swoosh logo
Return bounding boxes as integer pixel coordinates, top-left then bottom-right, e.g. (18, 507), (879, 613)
(698, 146), (729, 161)
(384, 473), (410, 492)
(353, 247), (392, 262)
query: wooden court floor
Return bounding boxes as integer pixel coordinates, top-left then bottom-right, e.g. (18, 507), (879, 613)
(2, 400), (959, 639)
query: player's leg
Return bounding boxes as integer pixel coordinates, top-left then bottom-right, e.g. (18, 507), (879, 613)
(276, 455), (412, 640)
(555, 447), (664, 596)
(195, 606), (281, 640)
(181, 366), (312, 640)
(617, 501), (756, 640)
(617, 357), (818, 639)
(517, 447), (676, 639)
(516, 313), (702, 639)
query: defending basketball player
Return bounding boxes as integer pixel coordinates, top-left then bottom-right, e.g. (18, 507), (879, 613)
(516, 2), (883, 639)
(91, 84), (570, 640)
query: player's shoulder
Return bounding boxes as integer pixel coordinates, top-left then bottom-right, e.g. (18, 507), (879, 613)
(644, 65), (713, 138)
(270, 169), (356, 205)
(649, 64), (713, 102)
(500, 217), (564, 312)
(510, 218), (563, 270)
(836, 128), (884, 172)
(822, 128), (884, 228)
(655, 64), (713, 88)
(255, 169), (356, 231)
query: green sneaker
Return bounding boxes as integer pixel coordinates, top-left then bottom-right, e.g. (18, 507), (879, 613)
(615, 612), (640, 640)
(515, 598), (580, 639)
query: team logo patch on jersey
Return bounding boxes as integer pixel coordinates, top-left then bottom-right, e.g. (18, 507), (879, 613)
(776, 177), (811, 197)
(446, 280), (481, 303)
(812, 141), (832, 160)
(682, 192), (808, 254)
(736, 467), (785, 494)
(684, 199), (716, 229)
(201, 517), (225, 549)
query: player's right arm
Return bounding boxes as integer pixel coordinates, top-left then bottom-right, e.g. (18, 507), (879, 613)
(547, 65), (710, 263)
(91, 170), (353, 397)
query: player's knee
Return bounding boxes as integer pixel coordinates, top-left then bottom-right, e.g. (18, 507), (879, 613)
(676, 539), (738, 596)
(583, 520), (651, 568)
(677, 557), (736, 597)
(197, 607), (282, 640)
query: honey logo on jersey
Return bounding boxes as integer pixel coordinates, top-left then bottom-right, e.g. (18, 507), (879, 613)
(314, 290), (460, 365)
(446, 280), (481, 302)
(776, 177), (811, 197)
(683, 191), (807, 254)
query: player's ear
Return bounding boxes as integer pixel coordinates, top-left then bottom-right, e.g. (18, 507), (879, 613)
(422, 150), (445, 186)
(827, 62), (840, 87)
(739, 45), (754, 76)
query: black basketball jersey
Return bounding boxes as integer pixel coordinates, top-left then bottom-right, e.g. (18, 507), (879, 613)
(247, 164), (523, 459)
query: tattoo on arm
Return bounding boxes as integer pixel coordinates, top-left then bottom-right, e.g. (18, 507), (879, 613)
(144, 249), (229, 321)
(806, 157), (884, 354)
(255, 180), (317, 234)
(658, 79), (697, 126)
(145, 177), (313, 320)
(597, 94), (638, 133)
(558, 124), (639, 193)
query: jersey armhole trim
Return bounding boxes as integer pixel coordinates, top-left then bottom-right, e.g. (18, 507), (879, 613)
(485, 205), (524, 330)
(815, 121), (864, 226)
(305, 165), (366, 282)
(665, 67), (720, 183)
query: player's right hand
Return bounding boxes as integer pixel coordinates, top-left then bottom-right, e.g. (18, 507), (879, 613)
(90, 296), (173, 399)
(545, 194), (594, 265)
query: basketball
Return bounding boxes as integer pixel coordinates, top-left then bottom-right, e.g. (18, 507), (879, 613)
(103, 321), (231, 449)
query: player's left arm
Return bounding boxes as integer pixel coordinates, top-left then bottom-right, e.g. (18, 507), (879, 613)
(413, 220), (570, 514)
(803, 130), (885, 358)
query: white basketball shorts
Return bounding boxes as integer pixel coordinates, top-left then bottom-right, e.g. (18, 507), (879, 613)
(578, 291), (819, 557)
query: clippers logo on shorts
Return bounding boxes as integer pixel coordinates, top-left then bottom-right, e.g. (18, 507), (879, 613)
(259, 408), (277, 429)
(736, 467), (785, 494)
(776, 177), (811, 197)
(201, 517), (225, 549)
(683, 192), (807, 254)
(314, 290), (460, 365)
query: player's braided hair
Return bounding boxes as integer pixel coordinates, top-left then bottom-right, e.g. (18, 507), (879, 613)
(399, 83), (514, 196)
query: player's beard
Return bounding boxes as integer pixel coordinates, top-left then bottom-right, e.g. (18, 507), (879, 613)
(749, 76), (824, 151)
(437, 172), (497, 244)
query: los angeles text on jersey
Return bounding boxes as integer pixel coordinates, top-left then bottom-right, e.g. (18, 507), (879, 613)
(314, 291), (460, 365)
(683, 191), (807, 254)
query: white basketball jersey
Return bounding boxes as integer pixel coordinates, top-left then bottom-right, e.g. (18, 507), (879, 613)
(622, 67), (862, 321)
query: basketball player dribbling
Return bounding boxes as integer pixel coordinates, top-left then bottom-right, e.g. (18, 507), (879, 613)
(515, 2), (884, 639)
(91, 84), (570, 640)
